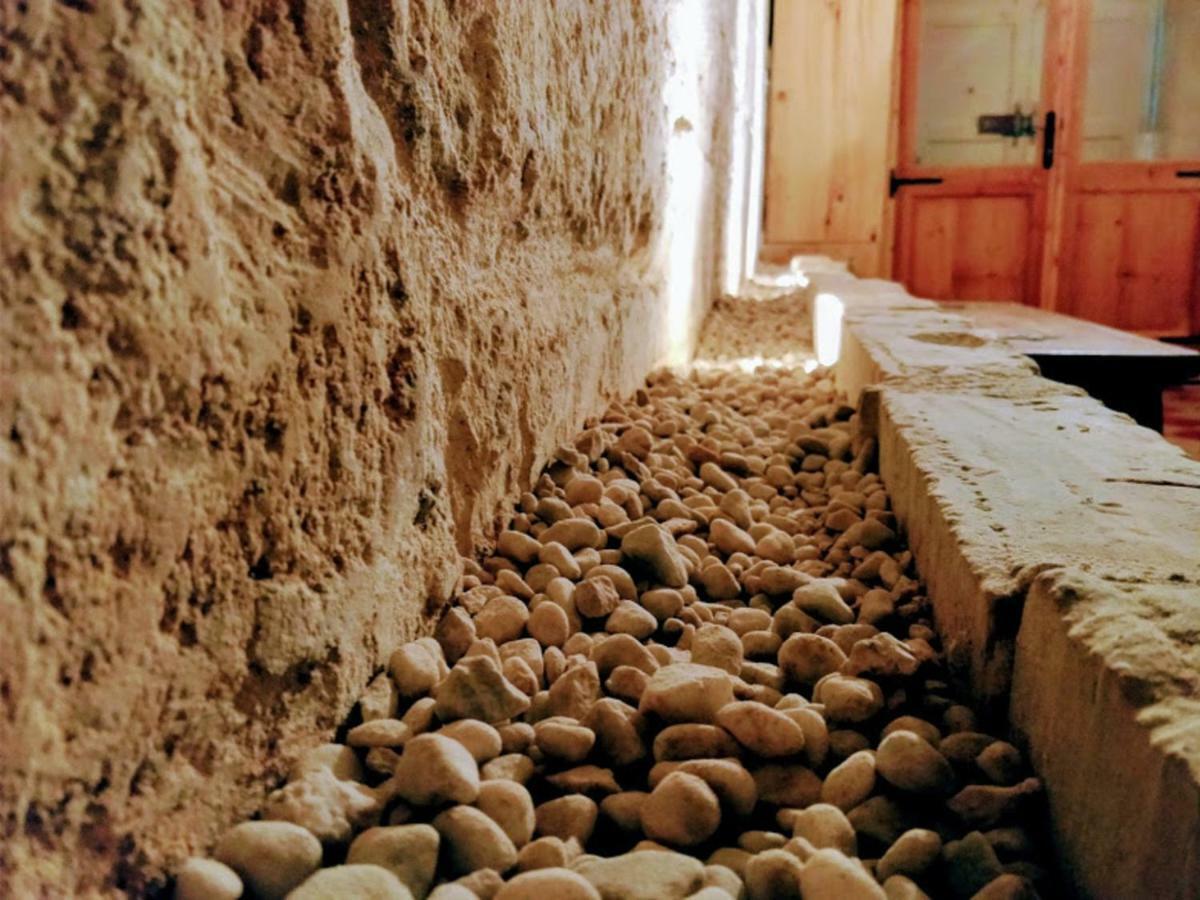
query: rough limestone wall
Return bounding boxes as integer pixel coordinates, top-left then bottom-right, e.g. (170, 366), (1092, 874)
(0, 0), (741, 893)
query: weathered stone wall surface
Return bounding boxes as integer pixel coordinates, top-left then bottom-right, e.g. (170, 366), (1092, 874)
(0, 1), (743, 892)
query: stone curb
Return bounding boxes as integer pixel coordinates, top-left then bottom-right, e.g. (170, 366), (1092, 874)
(802, 259), (1200, 898)
(1012, 568), (1200, 900)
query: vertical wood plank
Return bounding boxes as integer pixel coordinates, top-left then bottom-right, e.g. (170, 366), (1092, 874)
(1061, 193), (1124, 325)
(906, 196), (958, 298)
(953, 197), (1031, 301)
(1118, 195), (1198, 334)
(764, 0), (899, 273)
(1062, 190), (1200, 335)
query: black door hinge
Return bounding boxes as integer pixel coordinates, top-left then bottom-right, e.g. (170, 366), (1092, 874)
(1042, 111), (1057, 170)
(889, 171), (944, 197)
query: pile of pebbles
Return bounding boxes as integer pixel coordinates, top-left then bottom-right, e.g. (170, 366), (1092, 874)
(176, 365), (1050, 900)
(693, 293), (813, 369)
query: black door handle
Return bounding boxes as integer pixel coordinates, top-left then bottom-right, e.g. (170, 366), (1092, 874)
(1179, 170), (1200, 179)
(889, 171), (944, 197)
(1042, 111), (1057, 170)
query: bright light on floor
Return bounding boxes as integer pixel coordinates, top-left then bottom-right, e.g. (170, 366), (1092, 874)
(814, 292), (845, 367)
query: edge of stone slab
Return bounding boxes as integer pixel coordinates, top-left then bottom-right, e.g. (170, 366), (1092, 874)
(864, 338), (1199, 705)
(1011, 566), (1200, 900)
(820, 264), (1200, 897)
(835, 304), (1042, 410)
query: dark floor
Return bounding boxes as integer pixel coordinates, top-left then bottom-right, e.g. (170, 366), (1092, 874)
(1164, 382), (1200, 459)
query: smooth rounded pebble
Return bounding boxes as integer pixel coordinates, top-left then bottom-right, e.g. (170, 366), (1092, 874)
(426, 885), (476, 900)
(173, 858), (242, 900)
(813, 674), (884, 723)
(432, 805), (519, 875)
(437, 718), (502, 763)
(476, 780), (537, 848)
(576, 577), (621, 618)
(875, 731), (955, 794)
(639, 663), (734, 724)
(778, 633), (847, 685)
(389, 643), (441, 698)
(213, 821), (323, 900)
(790, 803), (857, 855)
(347, 825), (439, 899)
(881, 874), (931, 900)
(540, 518), (604, 551)
(792, 581), (855, 624)
(691, 624), (745, 674)
(535, 717), (596, 762)
(495, 868), (601, 900)
(621, 523), (689, 588)
(743, 848), (804, 900)
(821, 750), (876, 811)
(435, 655), (531, 723)
(536, 794), (599, 843)
(516, 835), (578, 871)
(528, 601), (571, 647)
(287, 864), (413, 900)
(667, 758), (758, 817)
(798, 848), (886, 900)
(711, 518), (757, 556)
(641, 771), (722, 846)
(575, 849), (706, 900)
(876, 828), (942, 882)
(716, 701), (806, 758)
(476, 595), (531, 644)
(391, 734), (480, 807)
(753, 763), (822, 808)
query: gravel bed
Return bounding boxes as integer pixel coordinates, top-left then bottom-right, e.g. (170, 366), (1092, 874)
(175, 361), (1051, 900)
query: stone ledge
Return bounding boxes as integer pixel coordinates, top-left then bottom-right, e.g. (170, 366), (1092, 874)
(831, 303), (1041, 409)
(810, 257), (1200, 896)
(875, 381), (1200, 705)
(1011, 568), (1200, 900)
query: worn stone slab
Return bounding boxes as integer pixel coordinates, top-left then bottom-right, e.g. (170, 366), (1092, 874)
(1011, 568), (1200, 900)
(874, 380), (1200, 704)
(836, 306), (1039, 408)
(828, 272), (1200, 895)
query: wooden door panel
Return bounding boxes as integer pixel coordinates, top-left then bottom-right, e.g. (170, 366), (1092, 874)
(1080, 0), (1156, 161)
(899, 193), (1036, 302)
(1061, 190), (1200, 334)
(1060, 194), (1125, 326)
(896, 0), (1200, 333)
(915, 0), (1046, 167)
(762, 0), (898, 274)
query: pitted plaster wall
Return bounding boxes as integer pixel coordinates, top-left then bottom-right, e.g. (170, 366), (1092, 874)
(0, 1), (749, 892)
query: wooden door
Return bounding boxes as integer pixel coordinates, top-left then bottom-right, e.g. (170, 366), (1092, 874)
(894, 0), (1200, 335)
(893, 0), (1062, 304)
(1053, 0), (1200, 335)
